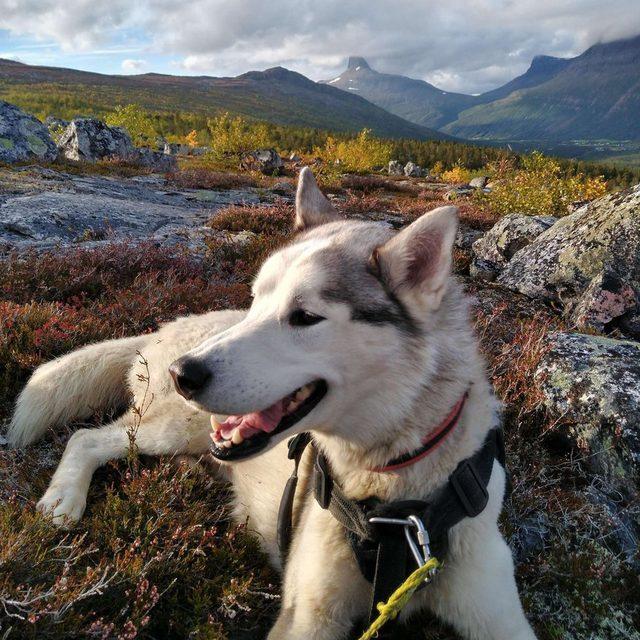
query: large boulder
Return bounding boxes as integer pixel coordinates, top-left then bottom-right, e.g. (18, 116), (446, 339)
(498, 186), (640, 335)
(536, 332), (640, 493)
(58, 118), (136, 162)
(0, 101), (58, 163)
(241, 148), (284, 175)
(470, 213), (556, 281)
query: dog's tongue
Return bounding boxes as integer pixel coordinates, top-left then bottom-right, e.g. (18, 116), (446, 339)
(218, 400), (285, 439)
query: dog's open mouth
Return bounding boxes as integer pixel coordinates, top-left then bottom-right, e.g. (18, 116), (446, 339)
(209, 380), (327, 461)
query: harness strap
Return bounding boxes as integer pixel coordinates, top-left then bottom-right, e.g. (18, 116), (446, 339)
(276, 428), (509, 633)
(314, 428), (507, 627)
(277, 432), (311, 563)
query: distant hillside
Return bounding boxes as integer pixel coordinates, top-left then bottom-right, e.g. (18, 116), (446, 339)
(445, 35), (640, 141)
(323, 56), (475, 129)
(0, 60), (448, 141)
(326, 36), (640, 144)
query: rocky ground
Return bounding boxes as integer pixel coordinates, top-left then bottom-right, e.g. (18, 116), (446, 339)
(0, 154), (638, 639)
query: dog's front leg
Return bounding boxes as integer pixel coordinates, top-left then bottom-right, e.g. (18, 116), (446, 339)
(268, 504), (370, 640)
(38, 407), (213, 527)
(423, 524), (537, 640)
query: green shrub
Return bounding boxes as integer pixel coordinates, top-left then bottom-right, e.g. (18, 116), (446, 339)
(206, 113), (271, 165)
(314, 128), (393, 174)
(482, 152), (607, 217)
(106, 104), (158, 147)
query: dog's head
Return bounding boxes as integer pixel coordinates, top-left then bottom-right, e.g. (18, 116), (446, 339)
(170, 167), (458, 462)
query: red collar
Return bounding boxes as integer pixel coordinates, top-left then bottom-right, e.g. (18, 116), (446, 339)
(370, 392), (468, 473)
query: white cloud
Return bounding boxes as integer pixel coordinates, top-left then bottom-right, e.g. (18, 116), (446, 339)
(0, 1), (638, 92)
(122, 58), (147, 72)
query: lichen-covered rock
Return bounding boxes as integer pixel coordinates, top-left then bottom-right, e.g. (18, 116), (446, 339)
(455, 225), (484, 250)
(0, 101), (58, 163)
(241, 148), (284, 175)
(470, 213), (555, 278)
(498, 186), (640, 335)
(388, 160), (403, 175)
(469, 258), (501, 282)
(473, 213), (556, 268)
(570, 272), (637, 332)
(58, 118), (136, 162)
(403, 161), (422, 177)
(536, 332), (640, 493)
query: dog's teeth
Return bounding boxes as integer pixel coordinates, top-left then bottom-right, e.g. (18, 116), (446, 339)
(231, 429), (244, 445)
(221, 439), (233, 449)
(296, 386), (312, 402)
(210, 415), (221, 431)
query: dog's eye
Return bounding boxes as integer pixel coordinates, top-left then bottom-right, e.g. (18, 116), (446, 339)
(289, 309), (326, 327)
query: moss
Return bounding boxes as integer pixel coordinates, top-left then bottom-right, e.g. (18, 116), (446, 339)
(0, 136), (15, 150)
(26, 134), (48, 155)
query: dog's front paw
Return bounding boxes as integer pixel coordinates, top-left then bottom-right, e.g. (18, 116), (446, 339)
(37, 484), (86, 527)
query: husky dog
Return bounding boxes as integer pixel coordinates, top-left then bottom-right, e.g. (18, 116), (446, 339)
(8, 168), (536, 640)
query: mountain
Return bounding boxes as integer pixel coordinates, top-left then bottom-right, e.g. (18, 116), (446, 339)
(0, 60), (448, 141)
(444, 35), (640, 141)
(326, 36), (640, 143)
(475, 55), (571, 103)
(323, 56), (475, 129)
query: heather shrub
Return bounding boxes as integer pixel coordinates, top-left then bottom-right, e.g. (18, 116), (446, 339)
(482, 152), (607, 217)
(106, 104), (158, 147)
(0, 458), (278, 638)
(209, 203), (294, 235)
(0, 244), (253, 420)
(206, 203), (293, 284)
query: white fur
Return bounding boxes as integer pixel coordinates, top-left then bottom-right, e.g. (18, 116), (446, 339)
(7, 170), (536, 639)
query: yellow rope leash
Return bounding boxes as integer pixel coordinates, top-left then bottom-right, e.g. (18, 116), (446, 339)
(358, 557), (441, 640)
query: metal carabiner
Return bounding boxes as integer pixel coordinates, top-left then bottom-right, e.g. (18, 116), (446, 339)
(368, 515), (437, 581)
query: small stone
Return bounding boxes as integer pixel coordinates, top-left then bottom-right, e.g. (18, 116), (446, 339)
(135, 148), (178, 173)
(403, 162), (422, 177)
(469, 176), (489, 189)
(241, 149), (284, 175)
(388, 160), (403, 176)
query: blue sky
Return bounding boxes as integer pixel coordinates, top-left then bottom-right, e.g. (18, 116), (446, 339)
(0, 26), (175, 76)
(0, 1), (638, 93)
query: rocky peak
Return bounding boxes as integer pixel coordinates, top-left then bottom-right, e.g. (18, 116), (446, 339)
(347, 56), (371, 71)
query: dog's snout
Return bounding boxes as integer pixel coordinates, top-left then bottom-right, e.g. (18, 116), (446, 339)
(169, 357), (212, 400)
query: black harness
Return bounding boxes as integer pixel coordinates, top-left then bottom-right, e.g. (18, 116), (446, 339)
(277, 428), (509, 634)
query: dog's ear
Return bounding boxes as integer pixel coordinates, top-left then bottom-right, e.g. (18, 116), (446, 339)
(371, 206), (458, 309)
(295, 167), (340, 230)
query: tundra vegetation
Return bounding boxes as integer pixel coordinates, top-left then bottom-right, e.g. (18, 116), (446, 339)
(0, 104), (638, 639)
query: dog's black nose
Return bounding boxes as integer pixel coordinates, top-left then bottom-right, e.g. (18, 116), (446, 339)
(169, 357), (211, 399)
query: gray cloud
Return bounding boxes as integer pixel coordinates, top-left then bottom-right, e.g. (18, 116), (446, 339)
(0, 0), (638, 92)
